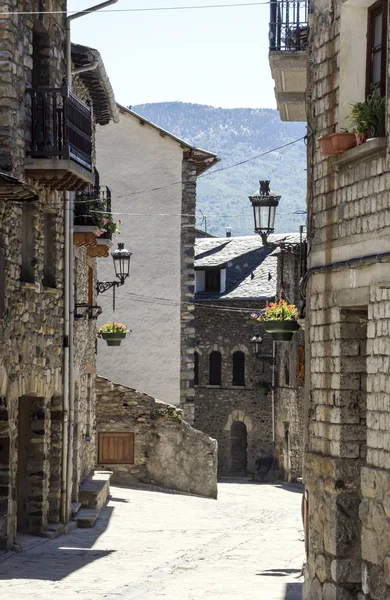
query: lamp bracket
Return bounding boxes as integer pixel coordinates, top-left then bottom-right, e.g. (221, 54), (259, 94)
(96, 276), (127, 295)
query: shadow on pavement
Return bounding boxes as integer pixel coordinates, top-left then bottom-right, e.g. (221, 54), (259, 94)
(284, 581), (303, 599)
(0, 506), (115, 581)
(274, 482), (304, 494)
(259, 568), (302, 576)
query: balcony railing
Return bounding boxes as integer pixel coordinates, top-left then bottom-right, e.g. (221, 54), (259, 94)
(74, 185), (112, 240)
(27, 82), (93, 171)
(269, 0), (308, 51)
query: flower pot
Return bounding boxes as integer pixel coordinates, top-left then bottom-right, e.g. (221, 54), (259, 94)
(318, 135), (335, 157)
(329, 132), (356, 154)
(263, 320), (300, 341)
(101, 332), (127, 346)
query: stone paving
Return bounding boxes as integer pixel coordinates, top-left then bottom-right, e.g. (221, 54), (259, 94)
(0, 481), (304, 600)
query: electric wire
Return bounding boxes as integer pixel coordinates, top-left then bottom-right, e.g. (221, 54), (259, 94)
(71, 135), (306, 205)
(1, 2), (276, 17)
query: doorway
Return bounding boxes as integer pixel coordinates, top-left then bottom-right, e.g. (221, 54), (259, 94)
(231, 421), (247, 475)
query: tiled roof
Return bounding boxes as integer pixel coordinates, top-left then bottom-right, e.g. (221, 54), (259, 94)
(194, 234), (301, 267)
(195, 233), (304, 301)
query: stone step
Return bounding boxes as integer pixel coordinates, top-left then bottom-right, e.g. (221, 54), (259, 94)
(71, 502), (82, 518)
(75, 508), (101, 528)
(79, 470), (112, 511)
(41, 523), (65, 539)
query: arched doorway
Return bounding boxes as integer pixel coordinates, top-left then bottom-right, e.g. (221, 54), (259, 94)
(231, 421), (247, 475)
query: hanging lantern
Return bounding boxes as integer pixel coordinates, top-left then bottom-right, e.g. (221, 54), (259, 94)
(249, 180), (280, 245)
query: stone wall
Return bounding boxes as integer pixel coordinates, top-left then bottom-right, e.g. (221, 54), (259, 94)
(73, 246), (98, 499)
(0, 1), (67, 547)
(180, 157), (197, 423)
(96, 376), (218, 498)
(0, 0), (66, 177)
(194, 300), (275, 475)
(303, 0), (390, 595)
(274, 248), (305, 482)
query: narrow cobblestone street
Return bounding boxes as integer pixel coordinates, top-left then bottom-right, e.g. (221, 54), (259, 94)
(0, 482), (304, 600)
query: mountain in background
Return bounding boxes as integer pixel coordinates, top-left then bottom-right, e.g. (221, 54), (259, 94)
(132, 102), (307, 237)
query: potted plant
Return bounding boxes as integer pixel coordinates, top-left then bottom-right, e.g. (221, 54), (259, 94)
(348, 93), (386, 142)
(98, 321), (130, 346)
(251, 299), (300, 341)
(318, 135), (334, 157)
(318, 131), (356, 157)
(98, 217), (122, 239)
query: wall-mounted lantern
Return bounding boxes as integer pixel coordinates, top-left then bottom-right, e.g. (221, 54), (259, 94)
(96, 242), (132, 311)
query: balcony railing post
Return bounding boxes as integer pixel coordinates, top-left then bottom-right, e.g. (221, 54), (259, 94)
(61, 79), (70, 160)
(270, 0), (277, 51)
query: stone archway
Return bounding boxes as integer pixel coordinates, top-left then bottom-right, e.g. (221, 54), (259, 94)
(231, 421), (247, 475)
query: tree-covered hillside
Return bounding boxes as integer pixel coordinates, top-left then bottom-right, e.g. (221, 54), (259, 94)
(132, 102), (307, 237)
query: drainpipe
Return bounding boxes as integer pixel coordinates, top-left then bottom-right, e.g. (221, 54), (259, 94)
(61, 0), (119, 524)
(271, 340), (276, 445)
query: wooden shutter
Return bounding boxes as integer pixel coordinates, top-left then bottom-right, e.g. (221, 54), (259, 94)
(98, 432), (134, 464)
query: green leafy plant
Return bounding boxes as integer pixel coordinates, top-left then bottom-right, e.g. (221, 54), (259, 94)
(98, 216), (121, 237)
(251, 299), (299, 322)
(97, 321), (130, 337)
(348, 93), (386, 138)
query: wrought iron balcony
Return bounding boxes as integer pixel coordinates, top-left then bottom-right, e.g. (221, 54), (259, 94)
(74, 185), (113, 257)
(25, 82), (94, 190)
(269, 0), (308, 121)
(74, 185), (112, 233)
(269, 0), (308, 52)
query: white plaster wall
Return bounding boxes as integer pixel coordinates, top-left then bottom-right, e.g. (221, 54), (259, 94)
(96, 111), (184, 405)
(338, 2), (370, 128)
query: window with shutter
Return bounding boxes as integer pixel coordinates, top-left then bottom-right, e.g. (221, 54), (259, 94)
(98, 432), (134, 464)
(367, 0), (388, 96)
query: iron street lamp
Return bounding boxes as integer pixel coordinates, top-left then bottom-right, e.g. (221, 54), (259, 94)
(249, 180), (280, 245)
(251, 334), (263, 356)
(112, 242), (131, 285)
(251, 332), (276, 364)
(96, 242), (132, 311)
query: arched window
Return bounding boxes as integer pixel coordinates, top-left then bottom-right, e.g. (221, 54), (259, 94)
(209, 351), (221, 385)
(194, 351), (199, 385)
(232, 351), (245, 386)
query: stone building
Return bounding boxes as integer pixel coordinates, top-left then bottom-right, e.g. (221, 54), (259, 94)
(0, 3), (118, 549)
(193, 232), (305, 479)
(95, 106), (218, 414)
(269, 0), (390, 597)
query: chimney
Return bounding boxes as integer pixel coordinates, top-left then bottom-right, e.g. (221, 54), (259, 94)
(226, 227), (232, 238)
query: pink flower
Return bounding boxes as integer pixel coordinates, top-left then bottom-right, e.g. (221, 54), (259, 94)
(117, 219), (122, 224)
(103, 218), (109, 225)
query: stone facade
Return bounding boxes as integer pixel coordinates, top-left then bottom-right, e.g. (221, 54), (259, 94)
(193, 299), (274, 475)
(0, 2), (116, 548)
(95, 376), (218, 499)
(300, 0), (390, 597)
(193, 235), (305, 479)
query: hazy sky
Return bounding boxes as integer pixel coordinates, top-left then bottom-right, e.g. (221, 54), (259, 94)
(68, 0), (276, 109)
